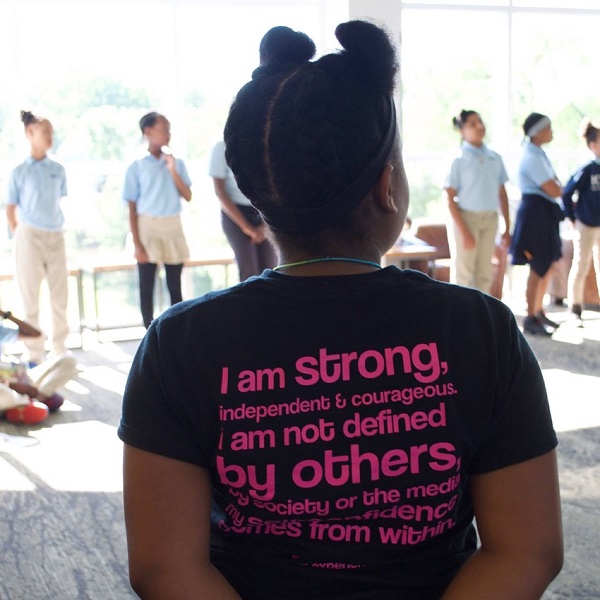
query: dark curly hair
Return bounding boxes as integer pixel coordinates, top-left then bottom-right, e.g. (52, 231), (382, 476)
(224, 20), (399, 236)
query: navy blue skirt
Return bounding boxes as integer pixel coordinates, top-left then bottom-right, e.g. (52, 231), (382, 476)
(510, 194), (563, 277)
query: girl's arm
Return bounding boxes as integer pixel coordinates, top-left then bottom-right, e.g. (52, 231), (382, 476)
(0, 310), (42, 338)
(445, 187), (475, 249)
(164, 155), (192, 202)
(540, 179), (563, 199)
(498, 185), (511, 245)
(6, 205), (18, 234)
(441, 450), (563, 599)
(213, 178), (264, 244)
(128, 202), (149, 263)
(561, 170), (586, 222)
(123, 444), (241, 600)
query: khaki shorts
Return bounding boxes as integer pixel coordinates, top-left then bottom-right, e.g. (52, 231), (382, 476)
(138, 214), (190, 264)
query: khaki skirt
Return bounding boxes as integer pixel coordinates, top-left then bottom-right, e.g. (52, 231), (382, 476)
(138, 214), (190, 264)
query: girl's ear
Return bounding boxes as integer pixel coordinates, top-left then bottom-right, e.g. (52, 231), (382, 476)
(374, 164), (398, 214)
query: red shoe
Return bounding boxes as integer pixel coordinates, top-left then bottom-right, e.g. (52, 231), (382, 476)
(5, 400), (49, 424)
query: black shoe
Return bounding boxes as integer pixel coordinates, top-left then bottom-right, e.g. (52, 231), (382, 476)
(536, 310), (560, 329)
(524, 315), (552, 336)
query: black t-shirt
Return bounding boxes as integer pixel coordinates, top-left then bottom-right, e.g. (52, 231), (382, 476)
(119, 267), (557, 599)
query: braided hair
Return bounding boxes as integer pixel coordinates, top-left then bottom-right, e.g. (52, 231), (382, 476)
(224, 20), (398, 236)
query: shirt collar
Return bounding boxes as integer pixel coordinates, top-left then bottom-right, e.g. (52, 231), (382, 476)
(25, 156), (49, 165)
(462, 141), (486, 153)
(593, 157), (600, 165)
(525, 141), (544, 153)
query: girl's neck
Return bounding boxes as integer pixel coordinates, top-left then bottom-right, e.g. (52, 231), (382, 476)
(275, 247), (384, 277)
(465, 139), (484, 148)
(30, 148), (47, 160)
(148, 146), (162, 158)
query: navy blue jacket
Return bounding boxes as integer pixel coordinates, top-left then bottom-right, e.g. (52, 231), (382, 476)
(562, 160), (600, 226)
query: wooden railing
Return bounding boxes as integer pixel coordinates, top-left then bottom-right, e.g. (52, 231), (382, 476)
(0, 251), (237, 345)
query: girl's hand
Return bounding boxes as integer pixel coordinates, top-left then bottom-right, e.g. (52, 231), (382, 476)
(242, 225), (261, 244)
(162, 152), (176, 173)
(248, 226), (266, 244)
(135, 245), (150, 264)
(462, 230), (476, 250)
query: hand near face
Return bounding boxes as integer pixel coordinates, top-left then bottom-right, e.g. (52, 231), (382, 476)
(161, 149), (176, 173)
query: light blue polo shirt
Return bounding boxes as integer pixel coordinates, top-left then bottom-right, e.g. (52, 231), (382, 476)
(208, 141), (252, 206)
(123, 154), (192, 216)
(0, 323), (19, 345)
(518, 142), (557, 202)
(444, 142), (509, 211)
(5, 156), (67, 231)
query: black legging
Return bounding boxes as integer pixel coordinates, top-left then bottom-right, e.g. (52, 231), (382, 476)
(138, 262), (183, 328)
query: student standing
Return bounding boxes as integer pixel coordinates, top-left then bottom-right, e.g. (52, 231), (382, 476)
(209, 140), (276, 281)
(562, 120), (600, 324)
(120, 22), (562, 600)
(123, 112), (192, 329)
(510, 113), (564, 336)
(444, 110), (510, 293)
(5, 110), (69, 365)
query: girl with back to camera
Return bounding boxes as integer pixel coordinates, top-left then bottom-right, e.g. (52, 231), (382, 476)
(120, 22), (562, 599)
(444, 110), (510, 294)
(562, 119), (600, 325)
(510, 113), (564, 336)
(5, 110), (70, 365)
(123, 112), (192, 329)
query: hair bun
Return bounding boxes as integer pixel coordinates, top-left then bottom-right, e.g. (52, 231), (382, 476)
(20, 110), (35, 126)
(335, 20), (398, 94)
(259, 26), (316, 67)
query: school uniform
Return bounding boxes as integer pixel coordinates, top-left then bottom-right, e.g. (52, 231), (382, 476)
(444, 142), (508, 293)
(123, 153), (192, 264)
(510, 142), (563, 277)
(123, 153), (192, 328)
(5, 156), (69, 363)
(209, 141), (276, 281)
(563, 157), (600, 307)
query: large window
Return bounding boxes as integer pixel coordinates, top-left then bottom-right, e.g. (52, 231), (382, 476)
(401, 8), (509, 217)
(0, 0), (346, 263)
(2, 0), (599, 254)
(400, 1), (600, 219)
